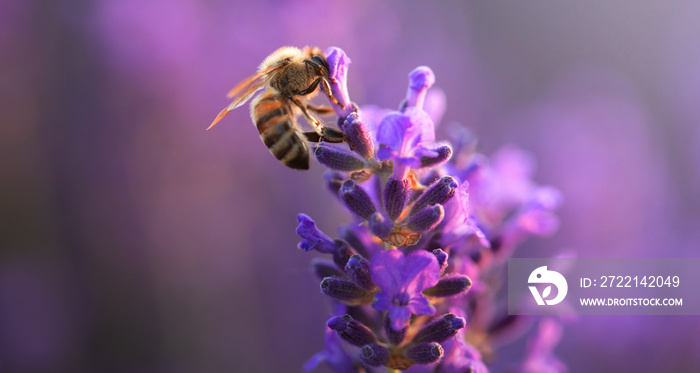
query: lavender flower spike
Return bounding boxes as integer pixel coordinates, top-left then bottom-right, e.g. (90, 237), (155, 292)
(324, 47), (355, 118)
(289, 52), (565, 373)
(296, 213), (337, 253)
(371, 250), (440, 330)
(405, 66), (436, 109)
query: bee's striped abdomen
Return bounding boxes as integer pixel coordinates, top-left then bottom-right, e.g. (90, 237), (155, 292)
(252, 93), (309, 170)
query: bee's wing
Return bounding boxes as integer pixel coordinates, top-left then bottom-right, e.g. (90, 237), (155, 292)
(207, 62), (287, 130)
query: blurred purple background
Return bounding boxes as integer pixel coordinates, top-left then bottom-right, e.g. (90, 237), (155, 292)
(2, 1), (699, 372)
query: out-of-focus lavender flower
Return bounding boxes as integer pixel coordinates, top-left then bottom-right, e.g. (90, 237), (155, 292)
(442, 144), (562, 261)
(371, 250), (440, 330)
(515, 318), (567, 373)
(428, 307), (489, 373)
(440, 182), (490, 253)
(423, 87), (447, 126)
(295, 47), (563, 372)
(359, 104), (392, 135)
(303, 325), (356, 373)
(465, 146), (561, 232)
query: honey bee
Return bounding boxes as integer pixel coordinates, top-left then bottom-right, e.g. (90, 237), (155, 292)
(208, 46), (346, 170)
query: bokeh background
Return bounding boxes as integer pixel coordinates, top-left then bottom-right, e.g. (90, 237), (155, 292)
(2, 0), (700, 372)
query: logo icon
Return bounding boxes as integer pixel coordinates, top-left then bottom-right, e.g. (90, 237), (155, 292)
(528, 266), (568, 306)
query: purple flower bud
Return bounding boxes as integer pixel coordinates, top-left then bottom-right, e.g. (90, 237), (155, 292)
(335, 104), (359, 130)
(345, 254), (376, 291)
(406, 205), (445, 233)
(369, 212), (393, 238)
(411, 313), (466, 344)
(324, 47), (354, 117)
(487, 314), (524, 336)
(338, 225), (371, 259)
(327, 314), (377, 347)
(410, 176), (458, 215)
(384, 177), (410, 221)
(324, 171), (345, 197)
(311, 258), (346, 280)
(405, 342), (444, 365)
(332, 239), (357, 269)
(315, 144), (367, 171)
(360, 344), (390, 367)
(384, 314), (407, 346)
(296, 214), (337, 253)
(422, 274), (472, 297)
(339, 179), (377, 220)
(405, 66), (435, 110)
(419, 145), (452, 168)
(340, 112), (373, 159)
(448, 125), (478, 158)
(320, 277), (370, 304)
(432, 249), (449, 273)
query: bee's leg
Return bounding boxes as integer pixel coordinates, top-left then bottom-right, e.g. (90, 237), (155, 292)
(289, 97), (350, 146)
(303, 59), (346, 109)
(320, 78), (345, 109)
(288, 97), (324, 131)
(319, 127), (346, 143)
(297, 78), (322, 96)
(306, 103), (334, 115)
(303, 130), (345, 144)
(303, 131), (321, 142)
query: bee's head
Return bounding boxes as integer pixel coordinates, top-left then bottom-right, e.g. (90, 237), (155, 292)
(311, 54), (331, 78)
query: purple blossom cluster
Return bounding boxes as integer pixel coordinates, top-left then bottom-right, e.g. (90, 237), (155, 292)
(298, 47), (564, 372)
